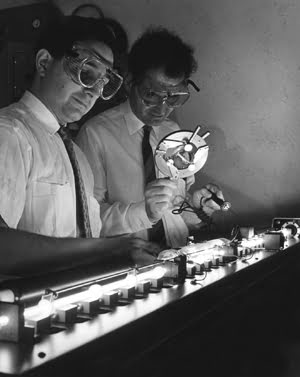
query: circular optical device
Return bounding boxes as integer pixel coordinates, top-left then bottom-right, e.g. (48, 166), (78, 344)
(281, 221), (300, 238)
(154, 126), (209, 179)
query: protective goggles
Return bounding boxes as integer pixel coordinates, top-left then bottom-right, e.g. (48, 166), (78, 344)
(138, 79), (199, 108)
(63, 45), (123, 100)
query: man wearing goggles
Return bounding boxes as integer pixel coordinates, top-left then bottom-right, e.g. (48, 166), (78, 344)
(137, 78), (199, 108)
(77, 27), (224, 249)
(0, 15), (157, 276)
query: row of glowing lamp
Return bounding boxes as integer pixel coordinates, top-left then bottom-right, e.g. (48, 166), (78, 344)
(23, 266), (167, 321)
(0, 237), (264, 333)
(181, 235), (264, 273)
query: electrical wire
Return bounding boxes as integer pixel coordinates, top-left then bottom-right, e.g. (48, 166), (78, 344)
(230, 225), (240, 242)
(241, 249), (255, 262)
(172, 200), (211, 224)
(190, 269), (207, 285)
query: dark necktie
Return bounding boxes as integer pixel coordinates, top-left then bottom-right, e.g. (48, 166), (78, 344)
(142, 125), (157, 183)
(58, 126), (92, 238)
(142, 125), (166, 246)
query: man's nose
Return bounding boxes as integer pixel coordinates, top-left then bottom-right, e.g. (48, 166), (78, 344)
(157, 101), (174, 115)
(155, 100), (169, 111)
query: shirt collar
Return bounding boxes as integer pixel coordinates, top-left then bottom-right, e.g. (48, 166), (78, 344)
(122, 100), (163, 139)
(20, 91), (61, 135)
(121, 100), (144, 135)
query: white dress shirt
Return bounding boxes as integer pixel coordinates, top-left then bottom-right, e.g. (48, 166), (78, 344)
(77, 100), (191, 247)
(0, 91), (101, 237)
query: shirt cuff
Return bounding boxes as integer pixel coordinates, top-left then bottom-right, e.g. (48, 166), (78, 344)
(128, 201), (153, 231)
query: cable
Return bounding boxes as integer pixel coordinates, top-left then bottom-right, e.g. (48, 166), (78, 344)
(172, 200), (211, 224)
(241, 249), (255, 262)
(191, 270), (207, 285)
(230, 225), (240, 242)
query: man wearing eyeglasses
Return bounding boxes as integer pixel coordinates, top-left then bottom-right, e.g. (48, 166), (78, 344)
(0, 15), (158, 277)
(77, 27), (223, 249)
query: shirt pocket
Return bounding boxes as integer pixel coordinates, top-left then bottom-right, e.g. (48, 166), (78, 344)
(30, 177), (75, 237)
(88, 195), (101, 237)
(33, 176), (68, 196)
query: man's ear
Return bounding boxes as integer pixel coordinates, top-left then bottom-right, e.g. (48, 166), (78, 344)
(35, 49), (53, 77)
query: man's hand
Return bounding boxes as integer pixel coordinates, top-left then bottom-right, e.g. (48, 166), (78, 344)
(145, 178), (177, 223)
(124, 236), (161, 266)
(192, 183), (224, 216)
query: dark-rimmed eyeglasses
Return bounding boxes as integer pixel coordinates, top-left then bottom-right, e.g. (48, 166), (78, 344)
(137, 79), (200, 108)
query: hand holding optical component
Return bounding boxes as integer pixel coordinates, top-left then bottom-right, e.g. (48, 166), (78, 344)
(154, 127), (231, 223)
(192, 184), (230, 216)
(144, 178), (178, 223)
(209, 192), (231, 211)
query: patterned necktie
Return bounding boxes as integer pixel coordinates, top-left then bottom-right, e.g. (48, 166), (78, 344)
(142, 125), (166, 245)
(58, 126), (92, 238)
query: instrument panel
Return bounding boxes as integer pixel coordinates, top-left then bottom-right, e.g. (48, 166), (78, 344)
(0, 235), (299, 376)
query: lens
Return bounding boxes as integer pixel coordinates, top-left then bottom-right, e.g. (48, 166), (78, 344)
(79, 58), (107, 87)
(140, 89), (166, 107)
(79, 59), (123, 100)
(166, 92), (190, 107)
(144, 90), (163, 105)
(64, 53), (123, 100)
(139, 87), (190, 108)
(101, 70), (123, 100)
(63, 55), (82, 86)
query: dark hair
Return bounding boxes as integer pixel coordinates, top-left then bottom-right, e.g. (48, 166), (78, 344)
(103, 18), (128, 55)
(128, 27), (197, 82)
(36, 15), (118, 60)
(71, 3), (104, 19)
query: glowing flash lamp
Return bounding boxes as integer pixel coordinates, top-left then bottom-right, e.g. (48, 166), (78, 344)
(0, 302), (24, 342)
